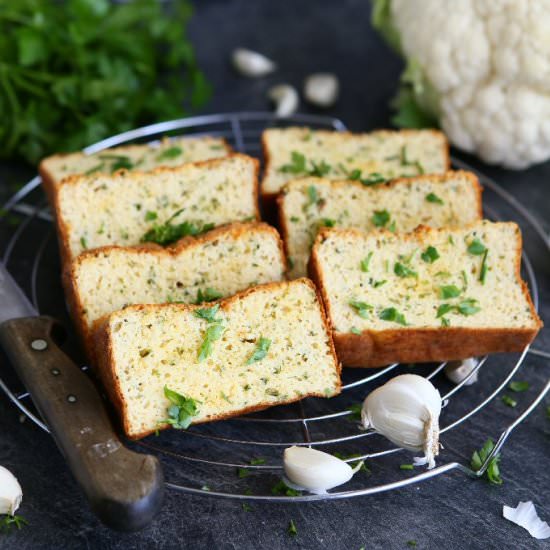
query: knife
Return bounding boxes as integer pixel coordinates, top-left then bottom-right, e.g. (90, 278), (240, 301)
(0, 261), (164, 531)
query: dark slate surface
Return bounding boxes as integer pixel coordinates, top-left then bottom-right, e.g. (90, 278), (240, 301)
(1, 1), (549, 548)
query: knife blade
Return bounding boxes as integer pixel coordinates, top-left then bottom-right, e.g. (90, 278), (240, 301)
(0, 261), (164, 531)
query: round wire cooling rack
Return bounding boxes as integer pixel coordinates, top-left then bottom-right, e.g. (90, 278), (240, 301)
(0, 112), (549, 502)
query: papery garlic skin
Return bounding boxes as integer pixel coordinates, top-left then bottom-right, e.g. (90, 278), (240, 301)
(445, 358), (479, 386)
(503, 501), (550, 540)
(0, 465), (22, 516)
(361, 374), (441, 469)
(304, 73), (339, 107)
(268, 84), (299, 118)
(283, 446), (361, 494)
(231, 48), (276, 77)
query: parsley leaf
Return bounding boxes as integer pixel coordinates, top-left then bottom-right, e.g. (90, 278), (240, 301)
(246, 337), (272, 365)
(509, 381), (529, 392)
(271, 480), (300, 496)
(421, 246), (439, 263)
(349, 300), (373, 319)
(371, 209), (391, 227)
(426, 192), (444, 205)
(160, 386), (199, 430)
(309, 159), (331, 177)
(400, 146), (424, 174)
(437, 298), (481, 318)
(197, 322), (225, 362)
(379, 307), (407, 325)
(394, 261), (417, 278)
(280, 151), (307, 173)
(439, 285), (461, 299)
(471, 438), (503, 485)
(321, 218), (336, 227)
(2, 0), (211, 165)
(467, 238), (487, 255)
(145, 210), (158, 222)
(288, 519), (298, 537)
(0, 514), (27, 533)
(501, 395), (517, 407)
(250, 457), (266, 465)
(361, 172), (387, 186)
(196, 287), (223, 304)
(306, 185), (320, 208)
(141, 208), (214, 246)
(347, 403), (362, 420)
(400, 464), (414, 470)
(194, 304), (220, 322)
(350, 326), (361, 335)
(156, 146), (183, 161)
(479, 249), (489, 284)
(360, 252), (374, 272)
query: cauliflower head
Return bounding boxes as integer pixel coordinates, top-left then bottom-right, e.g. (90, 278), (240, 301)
(373, 0), (550, 169)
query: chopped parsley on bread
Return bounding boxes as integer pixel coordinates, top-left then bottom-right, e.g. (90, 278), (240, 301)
(279, 170), (482, 278)
(53, 153), (259, 263)
(93, 279), (341, 439)
(261, 127), (450, 203)
(309, 221), (542, 367)
(40, 136), (231, 204)
(65, 222), (287, 361)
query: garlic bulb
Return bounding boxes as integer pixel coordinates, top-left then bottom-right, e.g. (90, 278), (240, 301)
(303, 73), (339, 107)
(267, 84), (299, 118)
(283, 446), (362, 494)
(231, 48), (276, 77)
(445, 358), (479, 385)
(361, 374), (442, 469)
(0, 465), (22, 515)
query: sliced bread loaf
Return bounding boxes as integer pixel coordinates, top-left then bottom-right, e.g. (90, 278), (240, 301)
(309, 222), (542, 367)
(94, 278), (341, 439)
(64, 222), (286, 360)
(279, 171), (482, 278)
(40, 136), (231, 203)
(54, 154), (259, 263)
(261, 127), (450, 203)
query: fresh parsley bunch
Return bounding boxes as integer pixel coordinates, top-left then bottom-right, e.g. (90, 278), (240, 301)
(0, 0), (211, 164)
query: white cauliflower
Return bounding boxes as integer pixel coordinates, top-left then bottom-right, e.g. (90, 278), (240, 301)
(372, 0), (550, 169)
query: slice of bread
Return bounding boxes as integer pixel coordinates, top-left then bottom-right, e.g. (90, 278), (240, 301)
(261, 127), (450, 203)
(309, 221), (542, 367)
(278, 171), (482, 278)
(94, 278), (341, 439)
(64, 222), (286, 360)
(40, 136), (231, 204)
(54, 154), (259, 263)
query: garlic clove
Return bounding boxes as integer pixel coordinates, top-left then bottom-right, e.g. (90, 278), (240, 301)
(231, 48), (276, 78)
(503, 501), (550, 539)
(362, 374), (442, 469)
(267, 84), (299, 118)
(445, 358), (479, 385)
(303, 73), (339, 108)
(0, 465), (22, 516)
(283, 446), (361, 494)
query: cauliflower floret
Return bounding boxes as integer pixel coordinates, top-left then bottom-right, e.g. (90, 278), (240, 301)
(387, 0), (550, 169)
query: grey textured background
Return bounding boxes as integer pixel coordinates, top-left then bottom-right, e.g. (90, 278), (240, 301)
(0, 1), (549, 548)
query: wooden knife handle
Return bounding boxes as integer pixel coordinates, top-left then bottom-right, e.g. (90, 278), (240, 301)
(0, 316), (164, 531)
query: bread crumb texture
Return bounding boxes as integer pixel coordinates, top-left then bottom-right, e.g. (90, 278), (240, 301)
(73, 224), (285, 331)
(42, 136), (229, 187)
(58, 154), (257, 259)
(262, 127), (448, 195)
(104, 279), (340, 438)
(313, 221), (540, 333)
(281, 171), (480, 278)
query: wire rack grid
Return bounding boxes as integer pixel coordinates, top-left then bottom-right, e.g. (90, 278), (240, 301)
(0, 112), (549, 503)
